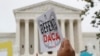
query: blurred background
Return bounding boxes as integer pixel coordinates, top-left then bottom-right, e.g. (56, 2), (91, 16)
(0, 0), (100, 56)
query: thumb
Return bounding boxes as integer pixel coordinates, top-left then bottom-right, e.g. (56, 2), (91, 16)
(59, 39), (64, 49)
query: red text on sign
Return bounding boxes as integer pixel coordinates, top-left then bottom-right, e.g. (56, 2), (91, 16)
(43, 33), (60, 43)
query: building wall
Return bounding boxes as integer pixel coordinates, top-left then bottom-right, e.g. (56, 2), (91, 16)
(0, 32), (99, 56)
(14, 1), (83, 56)
(0, 1), (99, 56)
(82, 32), (100, 56)
(0, 33), (18, 56)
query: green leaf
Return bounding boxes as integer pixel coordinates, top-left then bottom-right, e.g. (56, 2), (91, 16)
(97, 22), (100, 25)
(91, 2), (94, 7)
(84, 0), (92, 3)
(95, 12), (98, 15)
(91, 20), (96, 24)
(96, 33), (100, 39)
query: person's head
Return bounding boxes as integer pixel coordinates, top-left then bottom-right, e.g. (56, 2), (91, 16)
(85, 46), (88, 51)
(80, 46), (88, 53)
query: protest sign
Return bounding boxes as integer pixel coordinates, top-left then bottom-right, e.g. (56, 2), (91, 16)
(0, 51), (7, 56)
(0, 41), (13, 56)
(37, 9), (63, 52)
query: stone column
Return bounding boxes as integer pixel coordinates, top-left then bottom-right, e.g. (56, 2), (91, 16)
(16, 19), (20, 56)
(34, 19), (38, 54)
(25, 20), (29, 56)
(95, 40), (99, 56)
(69, 20), (75, 49)
(97, 40), (100, 56)
(77, 20), (83, 52)
(61, 20), (65, 38)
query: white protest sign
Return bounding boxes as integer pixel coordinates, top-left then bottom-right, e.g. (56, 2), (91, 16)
(0, 50), (8, 56)
(37, 9), (63, 52)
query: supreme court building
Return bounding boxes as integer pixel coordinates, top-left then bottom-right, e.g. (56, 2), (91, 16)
(0, 0), (100, 56)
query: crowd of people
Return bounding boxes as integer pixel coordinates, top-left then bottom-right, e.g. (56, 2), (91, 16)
(36, 38), (94, 56)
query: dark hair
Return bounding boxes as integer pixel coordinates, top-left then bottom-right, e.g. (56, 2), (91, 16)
(85, 46), (88, 51)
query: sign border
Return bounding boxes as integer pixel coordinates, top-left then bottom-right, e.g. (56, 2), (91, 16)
(0, 41), (12, 56)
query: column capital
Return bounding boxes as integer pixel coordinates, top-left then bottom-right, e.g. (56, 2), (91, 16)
(16, 19), (20, 23)
(69, 19), (74, 22)
(34, 19), (37, 22)
(25, 19), (29, 22)
(61, 19), (66, 22)
(77, 19), (81, 23)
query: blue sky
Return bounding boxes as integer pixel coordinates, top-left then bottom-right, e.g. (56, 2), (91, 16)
(0, 0), (99, 33)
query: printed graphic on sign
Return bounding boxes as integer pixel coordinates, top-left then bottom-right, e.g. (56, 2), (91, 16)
(37, 9), (63, 52)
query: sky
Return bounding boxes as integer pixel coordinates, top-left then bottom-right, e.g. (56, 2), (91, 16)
(0, 0), (99, 33)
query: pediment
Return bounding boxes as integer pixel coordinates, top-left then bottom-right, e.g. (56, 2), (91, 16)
(14, 1), (82, 14)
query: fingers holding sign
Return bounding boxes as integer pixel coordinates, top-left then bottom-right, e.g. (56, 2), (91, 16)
(57, 38), (75, 56)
